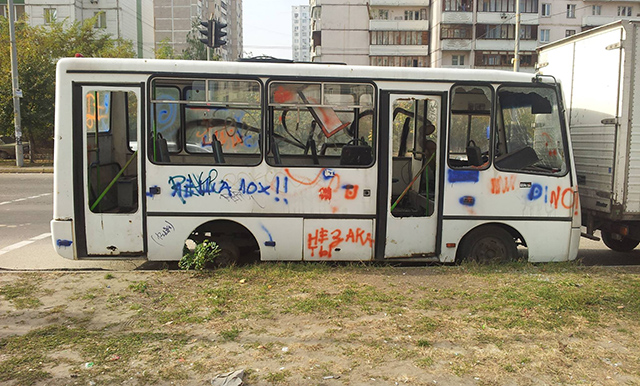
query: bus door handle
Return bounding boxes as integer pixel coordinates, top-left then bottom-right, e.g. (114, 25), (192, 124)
(148, 186), (161, 196)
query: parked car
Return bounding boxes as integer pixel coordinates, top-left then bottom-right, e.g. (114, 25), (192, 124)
(0, 136), (30, 159)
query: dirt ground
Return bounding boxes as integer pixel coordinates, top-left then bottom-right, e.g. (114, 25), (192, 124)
(1, 263), (639, 386)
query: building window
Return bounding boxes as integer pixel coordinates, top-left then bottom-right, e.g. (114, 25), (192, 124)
(618, 6), (632, 17)
(479, 0), (538, 13)
(452, 55), (465, 65)
(370, 56), (428, 67)
(375, 9), (389, 20)
(444, 0), (473, 12)
(540, 29), (550, 43)
(371, 31), (428, 45)
(566, 4), (576, 18)
(94, 12), (106, 29)
(592, 5), (601, 16)
(442, 24), (472, 39)
(477, 24), (537, 40)
(44, 8), (57, 24)
(541, 3), (550, 17)
(475, 51), (537, 67)
(404, 10), (422, 20)
(1, 5), (25, 20)
(565, 29), (576, 37)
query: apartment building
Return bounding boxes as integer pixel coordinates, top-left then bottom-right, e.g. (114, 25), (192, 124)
(292, 5), (311, 61)
(310, 0), (640, 71)
(209, 0), (242, 60)
(0, 0), (155, 58)
(155, 0), (242, 61)
(538, 1), (640, 45)
(310, 0), (370, 65)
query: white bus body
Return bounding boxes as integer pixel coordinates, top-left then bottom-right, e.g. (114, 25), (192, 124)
(51, 58), (580, 263)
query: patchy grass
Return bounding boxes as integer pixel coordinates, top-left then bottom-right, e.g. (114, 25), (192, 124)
(0, 277), (43, 309)
(0, 263), (639, 385)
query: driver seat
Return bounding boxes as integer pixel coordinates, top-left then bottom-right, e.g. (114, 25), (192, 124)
(466, 140), (483, 166)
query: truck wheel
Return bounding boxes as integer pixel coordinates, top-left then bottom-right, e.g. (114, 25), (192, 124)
(0, 151), (10, 159)
(458, 225), (517, 264)
(601, 231), (639, 252)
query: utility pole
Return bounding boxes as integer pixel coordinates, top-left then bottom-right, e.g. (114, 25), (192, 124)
(8, 0), (24, 167)
(513, 0), (521, 72)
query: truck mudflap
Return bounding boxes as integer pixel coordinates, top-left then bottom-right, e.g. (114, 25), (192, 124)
(50, 219), (75, 260)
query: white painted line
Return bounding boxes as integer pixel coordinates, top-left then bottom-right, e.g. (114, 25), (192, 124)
(0, 193), (51, 207)
(0, 240), (34, 256)
(31, 233), (52, 241)
(0, 233), (51, 256)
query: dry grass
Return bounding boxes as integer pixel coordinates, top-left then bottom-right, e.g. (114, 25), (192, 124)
(0, 262), (639, 385)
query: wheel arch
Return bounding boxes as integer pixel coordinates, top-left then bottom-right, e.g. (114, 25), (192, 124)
(185, 219), (261, 264)
(454, 222), (526, 263)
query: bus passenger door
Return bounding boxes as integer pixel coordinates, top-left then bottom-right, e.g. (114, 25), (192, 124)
(385, 95), (440, 258)
(79, 85), (144, 256)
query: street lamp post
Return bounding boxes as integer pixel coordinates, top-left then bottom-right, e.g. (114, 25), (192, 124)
(513, 0), (521, 72)
(8, 0), (24, 167)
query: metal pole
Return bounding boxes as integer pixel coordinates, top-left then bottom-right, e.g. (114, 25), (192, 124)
(513, 0), (521, 72)
(7, 0), (24, 166)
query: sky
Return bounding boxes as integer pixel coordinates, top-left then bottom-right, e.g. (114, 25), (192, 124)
(243, 0), (306, 59)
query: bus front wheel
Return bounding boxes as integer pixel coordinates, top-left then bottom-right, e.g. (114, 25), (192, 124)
(601, 231), (639, 252)
(458, 225), (517, 264)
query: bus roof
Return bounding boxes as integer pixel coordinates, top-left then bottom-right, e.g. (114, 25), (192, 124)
(57, 57), (537, 84)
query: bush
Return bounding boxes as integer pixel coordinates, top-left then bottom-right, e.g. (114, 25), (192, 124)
(179, 240), (221, 270)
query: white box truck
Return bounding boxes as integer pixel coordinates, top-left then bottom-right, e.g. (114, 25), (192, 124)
(538, 20), (640, 251)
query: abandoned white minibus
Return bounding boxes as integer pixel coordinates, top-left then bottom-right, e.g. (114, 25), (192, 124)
(51, 58), (580, 264)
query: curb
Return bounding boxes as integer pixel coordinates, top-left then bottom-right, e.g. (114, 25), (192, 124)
(0, 165), (53, 173)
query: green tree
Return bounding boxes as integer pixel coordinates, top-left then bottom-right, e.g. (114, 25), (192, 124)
(154, 38), (178, 59)
(0, 15), (134, 153)
(180, 20), (210, 61)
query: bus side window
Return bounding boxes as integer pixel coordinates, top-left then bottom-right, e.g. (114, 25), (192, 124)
(448, 85), (492, 169)
(268, 82), (375, 167)
(494, 86), (567, 175)
(150, 79), (262, 166)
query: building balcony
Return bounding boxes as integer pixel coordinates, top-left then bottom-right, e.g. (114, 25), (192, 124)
(476, 12), (539, 25)
(582, 15), (622, 27)
(369, 0), (431, 6)
(442, 11), (473, 24)
(369, 44), (429, 56)
(475, 39), (537, 51)
(441, 39), (473, 51)
(370, 19), (429, 31)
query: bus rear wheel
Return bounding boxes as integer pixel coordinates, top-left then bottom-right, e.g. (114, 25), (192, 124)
(458, 225), (517, 264)
(601, 231), (639, 252)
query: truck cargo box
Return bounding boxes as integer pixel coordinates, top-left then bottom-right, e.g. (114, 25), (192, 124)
(538, 20), (640, 251)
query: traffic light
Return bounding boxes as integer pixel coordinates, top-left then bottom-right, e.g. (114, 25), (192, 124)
(199, 19), (213, 48)
(214, 20), (227, 48)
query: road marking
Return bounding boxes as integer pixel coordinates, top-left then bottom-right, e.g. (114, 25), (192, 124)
(0, 193), (51, 206)
(0, 233), (52, 256)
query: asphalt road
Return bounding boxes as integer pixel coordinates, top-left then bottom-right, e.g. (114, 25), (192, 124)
(0, 173), (637, 270)
(0, 173), (142, 270)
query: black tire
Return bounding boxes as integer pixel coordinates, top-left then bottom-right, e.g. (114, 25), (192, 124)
(214, 240), (240, 267)
(0, 151), (10, 159)
(601, 231), (639, 252)
(458, 225), (518, 264)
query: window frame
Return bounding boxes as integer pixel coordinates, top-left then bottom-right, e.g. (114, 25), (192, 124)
(265, 79), (377, 169)
(447, 83), (495, 171)
(148, 75), (264, 166)
(493, 83), (570, 177)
